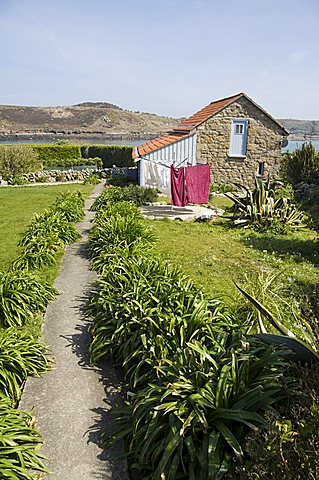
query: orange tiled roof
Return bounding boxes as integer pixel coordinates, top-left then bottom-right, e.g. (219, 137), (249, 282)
(175, 92), (289, 134)
(176, 92), (244, 128)
(133, 92), (289, 159)
(133, 131), (195, 159)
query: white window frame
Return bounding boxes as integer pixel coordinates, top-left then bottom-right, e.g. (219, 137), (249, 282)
(229, 119), (248, 158)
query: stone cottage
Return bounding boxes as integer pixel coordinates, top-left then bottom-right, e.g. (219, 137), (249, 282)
(132, 92), (289, 193)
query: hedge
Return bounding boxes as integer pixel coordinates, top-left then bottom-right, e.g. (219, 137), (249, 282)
(0, 143), (135, 170)
(33, 145), (82, 167)
(81, 145), (134, 168)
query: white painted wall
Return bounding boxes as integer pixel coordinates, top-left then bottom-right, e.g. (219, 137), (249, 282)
(137, 134), (197, 194)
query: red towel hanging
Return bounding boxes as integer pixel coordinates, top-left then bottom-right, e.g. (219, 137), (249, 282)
(185, 164), (210, 204)
(170, 165), (187, 207)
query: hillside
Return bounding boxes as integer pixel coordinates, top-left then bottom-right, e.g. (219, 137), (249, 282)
(0, 102), (318, 140)
(0, 102), (179, 139)
(279, 119), (319, 139)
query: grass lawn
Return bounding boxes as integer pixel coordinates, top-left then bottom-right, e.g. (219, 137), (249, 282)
(148, 196), (319, 302)
(0, 184), (94, 279)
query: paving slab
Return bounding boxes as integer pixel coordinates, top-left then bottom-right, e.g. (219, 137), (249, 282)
(141, 203), (221, 221)
(19, 183), (127, 480)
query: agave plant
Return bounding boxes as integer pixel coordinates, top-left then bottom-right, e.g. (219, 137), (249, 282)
(235, 281), (319, 363)
(104, 335), (288, 480)
(0, 328), (49, 401)
(0, 270), (56, 327)
(226, 177), (305, 231)
(0, 396), (48, 479)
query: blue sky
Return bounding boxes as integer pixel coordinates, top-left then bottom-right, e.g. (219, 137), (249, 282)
(1, 0), (318, 119)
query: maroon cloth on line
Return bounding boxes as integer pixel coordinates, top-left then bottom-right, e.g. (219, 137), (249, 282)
(185, 164), (210, 204)
(170, 165), (187, 207)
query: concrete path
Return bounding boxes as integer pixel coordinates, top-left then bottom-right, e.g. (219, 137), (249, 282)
(19, 183), (127, 480)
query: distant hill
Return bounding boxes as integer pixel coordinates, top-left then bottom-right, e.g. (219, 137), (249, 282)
(0, 102), (180, 139)
(279, 119), (319, 139)
(0, 102), (317, 140)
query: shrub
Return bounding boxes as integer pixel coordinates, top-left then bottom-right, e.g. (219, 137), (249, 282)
(210, 183), (237, 194)
(95, 157), (103, 169)
(107, 174), (134, 187)
(273, 182), (295, 200)
(86, 187), (305, 479)
(81, 144), (134, 168)
(88, 253), (236, 384)
(52, 191), (85, 222)
(19, 210), (79, 246)
(90, 186), (126, 210)
(0, 328), (48, 401)
(13, 192), (83, 271)
(226, 177), (305, 232)
(104, 335), (288, 480)
(13, 234), (64, 270)
(281, 142), (319, 185)
(35, 175), (48, 183)
(95, 200), (142, 221)
(90, 185), (158, 211)
(231, 363), (319, 480)
(84, 173), (100, 185)
(0, 146), (42, 180)
(0, 397), (48, 479)
(9, 175), (28, 186)
(89, 202), (155, 263)
(0, 270), (56, 327)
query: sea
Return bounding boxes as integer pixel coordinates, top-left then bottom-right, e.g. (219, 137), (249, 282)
(0, 138), (318, 152)
(282, 140), (319, 152)
(0, 138), (145, 146)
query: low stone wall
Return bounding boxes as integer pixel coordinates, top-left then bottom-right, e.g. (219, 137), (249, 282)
(21, 168), (100, 183)
(0, 166), (138, 186)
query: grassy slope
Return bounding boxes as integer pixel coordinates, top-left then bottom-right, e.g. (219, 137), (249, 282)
(149, 196), (319, 300)
(0, 184), (93, 280)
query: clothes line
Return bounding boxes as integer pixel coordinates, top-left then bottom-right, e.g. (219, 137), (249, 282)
(137, 155), (210, 205)
(139, 155), (189, 169)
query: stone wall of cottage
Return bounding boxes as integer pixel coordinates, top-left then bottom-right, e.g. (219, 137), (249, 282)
(196, 97), (286, 186)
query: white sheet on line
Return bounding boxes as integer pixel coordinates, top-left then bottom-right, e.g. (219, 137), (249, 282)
(144, 160), (171, 195)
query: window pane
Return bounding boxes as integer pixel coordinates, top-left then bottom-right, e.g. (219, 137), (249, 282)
(258, 162), (265, 176)
(235, 124), (243, 134)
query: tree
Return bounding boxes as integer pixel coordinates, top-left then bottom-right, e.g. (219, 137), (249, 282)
(0, 146), (42, 179)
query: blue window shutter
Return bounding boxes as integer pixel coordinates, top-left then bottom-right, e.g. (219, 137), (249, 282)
(230, 120), (248, 157)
